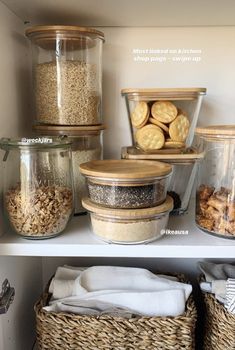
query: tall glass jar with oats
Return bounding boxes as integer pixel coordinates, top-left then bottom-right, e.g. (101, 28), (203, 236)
(26, 25), (104, 126)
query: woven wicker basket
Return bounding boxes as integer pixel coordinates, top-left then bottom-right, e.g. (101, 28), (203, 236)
(35, 275), (197, 350)
(203, 291), (235, 350)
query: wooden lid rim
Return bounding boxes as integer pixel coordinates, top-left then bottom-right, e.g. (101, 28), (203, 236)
(82, 196), (174, 217)
(79, 159), (172, 179)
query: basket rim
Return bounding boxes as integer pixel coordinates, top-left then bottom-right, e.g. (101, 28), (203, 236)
(35, 272), (197, 322)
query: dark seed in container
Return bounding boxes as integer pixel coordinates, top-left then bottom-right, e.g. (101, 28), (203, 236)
(88, 182), (165, 208)
(167, 191), (182, 210)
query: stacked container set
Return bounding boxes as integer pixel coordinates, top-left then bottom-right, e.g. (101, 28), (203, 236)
(0, 23), (234, 350)
(0, 25), (234, 242)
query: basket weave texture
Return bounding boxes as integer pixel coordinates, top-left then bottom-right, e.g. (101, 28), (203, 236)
(35, 275), (197, 350)
(203, 292), (235, 350)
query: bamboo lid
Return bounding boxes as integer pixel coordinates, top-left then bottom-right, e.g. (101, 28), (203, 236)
(121, 88), (206, 101)
(82, 196), (173, 217)
(25, 25), (105, 41)
(33, 124), (106, 136)
(121, 147), (204, 164)
(196, 125), (235, 137)
(79, 159), (172, 179)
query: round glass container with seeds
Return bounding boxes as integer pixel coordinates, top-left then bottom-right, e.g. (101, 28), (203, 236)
(79, 159), (172, 209)
(0, 137), (74, 240)
(25, 25), (104, 126)
(34, 124), (105, 215)
(82, 196), (173, 244)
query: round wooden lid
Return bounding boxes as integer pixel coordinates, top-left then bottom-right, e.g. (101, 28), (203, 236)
(25, 25), (105, 41)
(196, 125), (235, 137)
(33, 124), (106, 136)
(79, 159), (172, 179)
(121, 147), (205, 164)
(82, 195), (173, 217)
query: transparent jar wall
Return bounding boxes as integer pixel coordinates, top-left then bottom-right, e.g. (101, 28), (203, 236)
(196, 138), (235, 238)
(70, 134), (103, 214)
(86, 177), (169, 209)
(29, 32), (103, 125)
(89, 212), (169, 244)
(3, 146), (73, 239)
(125, 95), (203, 149)
(168, 162), (198, 214)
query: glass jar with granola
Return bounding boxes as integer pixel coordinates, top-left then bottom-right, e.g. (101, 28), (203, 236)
(196, 125), (235, 239)
(0, 137), (74, 239)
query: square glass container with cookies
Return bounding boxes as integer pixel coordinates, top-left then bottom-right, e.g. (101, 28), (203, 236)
(122, 146), (204, 215)
(196, 125), (235, 239)
(122, 88), (206, 153)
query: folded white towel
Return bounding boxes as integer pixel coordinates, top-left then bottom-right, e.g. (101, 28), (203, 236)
(44, 266), (192, 317)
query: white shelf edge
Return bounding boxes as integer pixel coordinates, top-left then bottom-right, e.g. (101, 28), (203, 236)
(0, 203), (235, 258)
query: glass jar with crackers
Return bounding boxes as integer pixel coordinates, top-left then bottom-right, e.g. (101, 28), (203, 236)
(122, 88), (206, 153)
(195, 125), (235, 239)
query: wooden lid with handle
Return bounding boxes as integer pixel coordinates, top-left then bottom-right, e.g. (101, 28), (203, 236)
(79, 159), (172, 179)
(82, 196), (173, 217)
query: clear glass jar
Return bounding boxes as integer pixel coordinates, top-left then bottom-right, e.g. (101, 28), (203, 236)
(33, 125), (104, 214)
(82, 196), (173, 244)
(26, 25), (104, 126)
(79, 159), (172, 209)
(195, 125), (235, 239)
(121, 88), (206, 152)
(121, 146), (204, 214)
(0, 137), (74, 239)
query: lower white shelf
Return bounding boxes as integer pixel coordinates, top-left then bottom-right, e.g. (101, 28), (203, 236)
(0, 204), (235, 258)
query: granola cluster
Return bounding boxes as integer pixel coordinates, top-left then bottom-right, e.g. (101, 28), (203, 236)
(5, 185), (73, 238)
(196, 184), (235, 237)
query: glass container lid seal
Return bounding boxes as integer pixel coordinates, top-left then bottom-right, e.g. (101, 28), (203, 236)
(0, 137), (72, 150)
(196, 125), (235, 139)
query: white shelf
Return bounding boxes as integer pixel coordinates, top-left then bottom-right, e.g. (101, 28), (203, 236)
(2, 0), (235, 27)
(0, 204), (235, 258)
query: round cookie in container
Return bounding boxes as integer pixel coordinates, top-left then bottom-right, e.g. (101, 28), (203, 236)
(79, 159), (172, 209)
(121, 146), (204, 215)
(121, 88), (206, 153)
(34, 124), (105, 215)
(82, 196), (173, 244)
(195, 125), (235, 239)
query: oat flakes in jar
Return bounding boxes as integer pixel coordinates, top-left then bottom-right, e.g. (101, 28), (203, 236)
(196, 125), (235, 239)
(34, 124), (104, 214)
(26, 26), (104, 125)
(0, 138), (74, 239)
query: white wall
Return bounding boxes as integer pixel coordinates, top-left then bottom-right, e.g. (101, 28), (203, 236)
(0, 3), (42, 350)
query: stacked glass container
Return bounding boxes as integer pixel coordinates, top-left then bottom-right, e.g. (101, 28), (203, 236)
(26, 25), (105, 215)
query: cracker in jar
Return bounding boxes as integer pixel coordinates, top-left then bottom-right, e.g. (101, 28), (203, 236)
(151, 101), (177, 124)
(169, 114), (190, 142)
(131, 101), (149, 128)
(136, 124), (165, 151)
(149, 117), (169, 133)
(163, 140), (185, 149)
